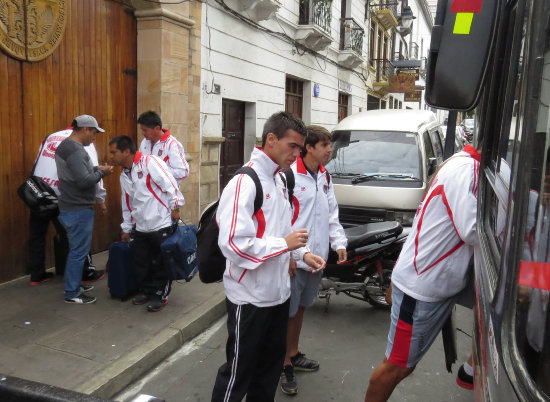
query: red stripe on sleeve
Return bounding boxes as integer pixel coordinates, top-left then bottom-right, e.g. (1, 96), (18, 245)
(291, 196), (300, 225)
(146, 174), (168, 210)
(255, 208), (266, 238)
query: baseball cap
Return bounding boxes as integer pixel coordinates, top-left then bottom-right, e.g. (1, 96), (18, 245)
(74, 115), (105, 133)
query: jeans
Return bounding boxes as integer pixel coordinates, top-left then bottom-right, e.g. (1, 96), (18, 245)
(58, 208), (95, 299)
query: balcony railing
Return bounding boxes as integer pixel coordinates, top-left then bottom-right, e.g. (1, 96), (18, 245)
(369, 0), (398, 30)
(372, 58), (394, 82)
(299, 0), (333, 35)
(410, 41), (419, 60)
(340, 18), (364, 54)
(369, 0), (398, 17)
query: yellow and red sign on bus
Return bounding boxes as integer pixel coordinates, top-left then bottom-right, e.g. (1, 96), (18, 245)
(451, 0), (483, 34)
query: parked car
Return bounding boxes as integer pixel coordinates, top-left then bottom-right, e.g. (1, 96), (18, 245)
(440, 124), (465, 152)
(461, 118), (475, 142)
(325, 109), (444, 227)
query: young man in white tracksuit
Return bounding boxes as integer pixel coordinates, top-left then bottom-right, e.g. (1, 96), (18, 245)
(364, 144), (481, 402)
(280, 125), (348, 395)
(212, 112), (327, 402)
(109, 135), (184, 312)
(137, 110), (189, 183)
(28, 124), (107, 285)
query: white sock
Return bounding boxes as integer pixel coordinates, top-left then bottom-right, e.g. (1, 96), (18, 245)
(463, 361), (473, 377)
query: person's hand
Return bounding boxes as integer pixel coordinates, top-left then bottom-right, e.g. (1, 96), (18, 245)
(98, 165), (114, 177)
(121, 232), (131, 242)
(171, 209), (180, 221)
(289, 259), (297, 277)
(303, 252), (326, 273)
(336, 249), (347, 264)
(98, 203), (107, 215)
(285, 229), (308, 251)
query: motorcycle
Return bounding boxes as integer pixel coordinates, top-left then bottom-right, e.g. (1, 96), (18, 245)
(319, 221), (409, 311)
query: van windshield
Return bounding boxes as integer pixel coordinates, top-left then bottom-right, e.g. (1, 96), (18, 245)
(326, 130), (421, 179)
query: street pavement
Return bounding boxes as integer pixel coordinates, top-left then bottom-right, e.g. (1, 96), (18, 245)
(116, 292), (474, 402)
(0, 251), (226, 399)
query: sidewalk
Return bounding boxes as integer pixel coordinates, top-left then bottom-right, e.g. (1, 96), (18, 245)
(0, 251), (226, 400)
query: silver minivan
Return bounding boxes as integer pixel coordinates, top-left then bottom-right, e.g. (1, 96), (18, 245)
(325, 109), (444, 227)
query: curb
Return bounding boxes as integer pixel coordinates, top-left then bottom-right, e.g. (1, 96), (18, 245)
(75, 292), (227, 399)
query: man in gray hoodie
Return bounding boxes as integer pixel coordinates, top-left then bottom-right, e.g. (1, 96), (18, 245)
(55, 115), (113, 304)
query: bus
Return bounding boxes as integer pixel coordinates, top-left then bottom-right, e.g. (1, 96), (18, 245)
(426, 0), (550, 401)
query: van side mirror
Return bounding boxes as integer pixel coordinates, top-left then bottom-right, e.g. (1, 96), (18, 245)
(428, 157), (437, 176)
(425, 0), (500, 110)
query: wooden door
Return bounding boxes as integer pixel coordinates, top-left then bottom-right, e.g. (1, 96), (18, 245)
(220, 99), (245, 190)
(285, 77), (303, 118)
(338, 92), (349, 122)
(0, 0), (137, 282)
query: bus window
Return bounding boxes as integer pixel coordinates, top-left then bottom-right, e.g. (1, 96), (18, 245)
(482, 3), (526, 270)
(515, 27), (550, 398)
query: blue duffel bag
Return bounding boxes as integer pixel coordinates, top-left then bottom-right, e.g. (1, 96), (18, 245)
(161, 222), (198, 282)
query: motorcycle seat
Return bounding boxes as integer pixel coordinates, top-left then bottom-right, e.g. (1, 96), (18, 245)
(345, 221), (403, 250)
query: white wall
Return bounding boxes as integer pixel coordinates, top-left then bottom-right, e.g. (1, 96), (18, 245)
(200, 0), (372, 148)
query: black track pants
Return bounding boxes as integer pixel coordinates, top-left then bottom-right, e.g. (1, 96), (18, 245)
(212, 298), (290, 402)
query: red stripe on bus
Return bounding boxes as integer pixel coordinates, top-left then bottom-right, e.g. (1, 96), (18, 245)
(451, 0), (483, 13)
(518, 261), (550, 291)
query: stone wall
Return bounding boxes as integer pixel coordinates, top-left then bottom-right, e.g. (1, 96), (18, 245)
(134, 1), (202, 223)
(200, 136), (224, 214)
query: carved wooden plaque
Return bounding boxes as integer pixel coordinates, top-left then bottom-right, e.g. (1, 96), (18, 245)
(0, 0), (66, 62)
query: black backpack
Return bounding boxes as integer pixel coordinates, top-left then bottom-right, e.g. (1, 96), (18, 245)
(197, 167), (263, 283)
(196, 166), (296, 283)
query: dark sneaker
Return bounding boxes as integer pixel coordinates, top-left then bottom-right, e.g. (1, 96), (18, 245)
(290, 352), (319, 372)
(132, 293), (150, 305)
(80, 283), (94, 292)
(147, 297), (168, 312)
(64, 294), (96, 304)
(30, 272), (54, 286)
(456, 364), (474, 390)
(82, 269), (105, 284)
(280, 365), (297, 395)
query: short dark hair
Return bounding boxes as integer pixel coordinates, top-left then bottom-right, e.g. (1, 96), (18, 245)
(303, 125), (331, 155)
(109, 135), (136, 154)
(261, 112), (307, 147)
(137, 110), (162, 129)
(71, 119), (84, 132)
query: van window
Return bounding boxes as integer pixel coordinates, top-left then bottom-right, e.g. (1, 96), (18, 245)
(326, 130), (421, 179)
(422, 131), (435, 161)
(514, 19), (550, 398)
(428, 129), (443, 162)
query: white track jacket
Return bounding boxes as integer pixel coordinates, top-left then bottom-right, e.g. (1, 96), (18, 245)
(391, 145), (481, 302)
(120, 151), (184, 234)
(291, 157), (347, 270)
(139, 129), (189, 183)
(216, 148), (308, 307)
(33, 128), (106, 203)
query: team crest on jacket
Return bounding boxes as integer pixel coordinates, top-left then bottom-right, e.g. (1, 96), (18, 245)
(266, 193), (271, 199)
(138, 172), (143, 179)
(158, 149), (163, 156)
(323, 184), (328, 194)
(301, 186), (306, 191)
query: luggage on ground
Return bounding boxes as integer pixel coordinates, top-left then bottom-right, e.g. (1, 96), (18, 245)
(107, 241), (138, 300)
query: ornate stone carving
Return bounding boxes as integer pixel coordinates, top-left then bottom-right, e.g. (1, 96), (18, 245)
(0, 0), (66, 62)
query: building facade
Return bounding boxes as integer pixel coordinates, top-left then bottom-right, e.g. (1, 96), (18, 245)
(199, 0), (434, 211)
